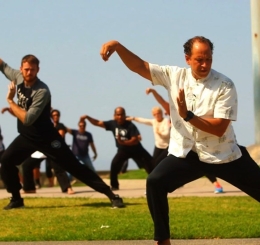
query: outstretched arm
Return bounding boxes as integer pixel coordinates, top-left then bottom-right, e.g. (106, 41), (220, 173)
(146, 88), (170, 115)
(0, 59), (21, 82)
(100, 40), (152, 81)
(80, 115), (105, 128)
(126, 116), (153, 126)
(66, 127), (72, 134)
(89, 142), (98, 161)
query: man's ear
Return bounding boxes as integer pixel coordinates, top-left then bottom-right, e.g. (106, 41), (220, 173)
(185, 55), (190, 65)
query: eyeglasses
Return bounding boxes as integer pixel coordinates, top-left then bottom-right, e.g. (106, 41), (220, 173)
(52, 114), (59, 117)
(79, 125), (85, 127)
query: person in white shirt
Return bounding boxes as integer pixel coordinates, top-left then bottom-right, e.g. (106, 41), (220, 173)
(127, 106), (170, 167)
(145, 87), (224, 194)
(99, 36), (260, 245)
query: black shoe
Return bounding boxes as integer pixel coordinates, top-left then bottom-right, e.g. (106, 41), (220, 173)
(111, 187), (119, 191)
(111, 195), (124, 208)
(3, 198), (24, 210)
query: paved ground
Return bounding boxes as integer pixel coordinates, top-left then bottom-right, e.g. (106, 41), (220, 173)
(0, 178), (248, 199)
(0, 178), (259, 245)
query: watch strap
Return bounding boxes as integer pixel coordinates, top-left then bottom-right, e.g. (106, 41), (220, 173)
(184, 111), (194, 122)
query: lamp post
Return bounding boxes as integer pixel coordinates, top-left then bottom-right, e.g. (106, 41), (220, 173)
(251, 0), (260, 144)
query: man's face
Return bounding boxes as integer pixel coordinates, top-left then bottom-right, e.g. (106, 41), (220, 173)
(20, 62), (39, 84)
(152, 109), (163, 122)
(185, 41), (212, 80)
(51, 112), (60, 123)
(78, 123), (86, 132)
(114, 109), (126, 125)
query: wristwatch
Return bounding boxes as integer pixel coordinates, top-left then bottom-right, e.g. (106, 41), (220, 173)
(184, 111), (194, 122)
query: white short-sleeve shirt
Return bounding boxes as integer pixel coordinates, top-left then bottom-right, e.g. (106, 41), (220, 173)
(134, 117), (170, 149)
(149, 63), (241, 163)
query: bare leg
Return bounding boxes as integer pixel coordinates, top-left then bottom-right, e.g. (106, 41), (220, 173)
(67, 187), (75, 195)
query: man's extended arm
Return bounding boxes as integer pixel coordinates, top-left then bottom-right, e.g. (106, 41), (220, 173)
(66, 127), (72, 134)
(100, 41), (152, 81)
(0, 58), (21, 82)
(80, 115), (105, 128)
(146, 88), (170, 115)
(126, 116), (153, 126)
(90, 142), (98, 160)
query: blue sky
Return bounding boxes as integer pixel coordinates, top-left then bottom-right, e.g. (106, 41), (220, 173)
(0, 0), (255, 171)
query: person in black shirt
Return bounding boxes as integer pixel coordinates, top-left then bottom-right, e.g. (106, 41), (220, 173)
(0, 54), (124, 209)
(81, 107), (153, 190)
(48, 109), (74, 194)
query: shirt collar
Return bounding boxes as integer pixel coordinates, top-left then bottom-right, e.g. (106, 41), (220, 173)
(189, 69), (212, 84)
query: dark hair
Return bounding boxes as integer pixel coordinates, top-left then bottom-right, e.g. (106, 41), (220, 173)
(21, 54), (40, 67)
(114, 107), (126, 115)
(51, 109), (60, 117)
(183, 36), (214, 56)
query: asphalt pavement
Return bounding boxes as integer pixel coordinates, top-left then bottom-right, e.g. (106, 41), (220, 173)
(0, 178), (259, 245)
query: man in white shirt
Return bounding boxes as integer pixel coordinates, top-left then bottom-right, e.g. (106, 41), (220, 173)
(145, 87), (224, 194)
(127, 106), (170, 167)
(100, 36), (260, 245)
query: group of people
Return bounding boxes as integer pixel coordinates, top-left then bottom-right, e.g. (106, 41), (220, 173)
(1, 35), (260, 245)
(1, 106), (98, 195)
(0, 54), (124, 210)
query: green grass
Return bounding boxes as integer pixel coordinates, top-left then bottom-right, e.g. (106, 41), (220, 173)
(0, 196), (260, 241)
(71, 169), (147, 187)
(118, 169), (148, 179)
(117, 169), (221, 180)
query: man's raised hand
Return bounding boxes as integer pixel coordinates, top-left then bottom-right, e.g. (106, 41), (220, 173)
(100, 40), (119, 61)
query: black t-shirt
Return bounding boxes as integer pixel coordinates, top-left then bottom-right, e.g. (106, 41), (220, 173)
(103, 120), (143, 152)
(0, 62), (56, 141)
(54, 122), (66, 133)
(17, 81), (55, 141)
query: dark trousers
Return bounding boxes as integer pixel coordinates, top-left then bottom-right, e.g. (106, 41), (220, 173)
(46, 158), (72, 192)
(152, 147), (218, 183)
(146, 146), (260, 241)
(45, 159), (53, 178)
(205, 174), (217, 183)
(22, 157), (72, 192)
(152, 146), (168, 168)
(0, 133), (113, 199)
(0, 150), (4, 160)
(22, 157), (43, 191)
(110, 147), (153, 189)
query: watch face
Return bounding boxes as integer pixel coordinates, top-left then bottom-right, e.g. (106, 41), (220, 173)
(184, 111), (194, 122)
